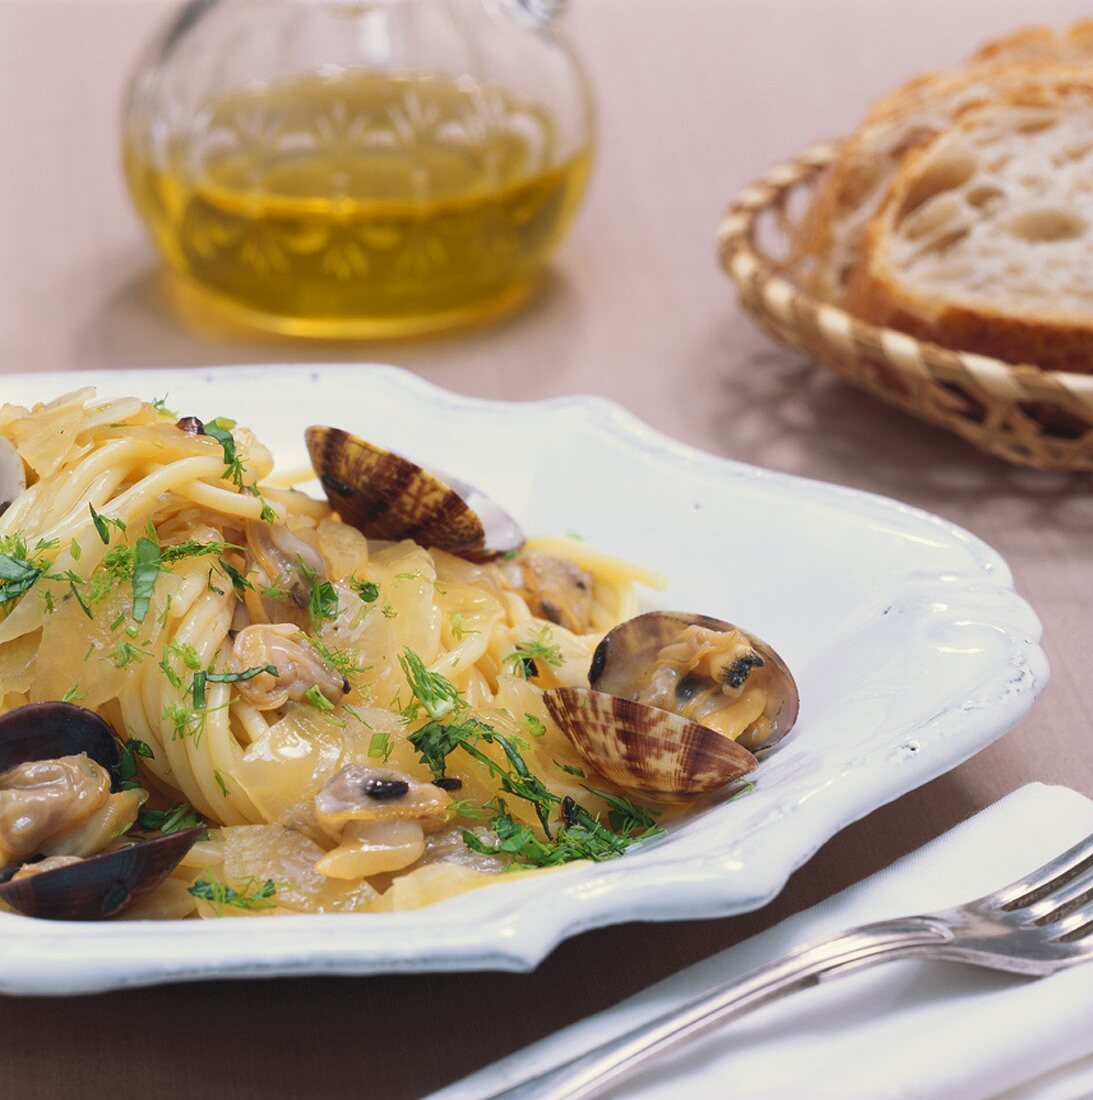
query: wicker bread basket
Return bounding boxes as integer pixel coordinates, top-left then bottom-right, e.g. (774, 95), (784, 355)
(717, 143), (1093, 471)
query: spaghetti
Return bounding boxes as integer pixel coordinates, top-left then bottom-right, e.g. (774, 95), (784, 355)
(0, 390), (664, 918)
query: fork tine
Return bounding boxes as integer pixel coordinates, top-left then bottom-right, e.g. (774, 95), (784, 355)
(988, 832), (1093, 911)
(1026, 868), (1093, 925)
(1046, 900), (1093, 944)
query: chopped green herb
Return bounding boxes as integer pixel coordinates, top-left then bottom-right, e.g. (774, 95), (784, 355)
(137, 801), (205, 837)
(380, 603), (397, 620)
(69, 539), (81, 562)
(188, 873), (276, 914)
(555, 760), (585, 777)
(582, 785), (662, 835)
(213, 769), (229, 797)
(296, 558), (339, 629)
(218, 557), (252, 592)
(350, 578), (379, 603)
(525, 713), (548, 738)
(504, 626), (564, 680)
(68, 580), (93, 619)
(303, 684), (335, 713)
(131, 536), (161, 623)
(89, 503), (111, 544)
(446, 798), (488, 820)
(61, 684), (85, 704)
(163, 699), (205, 744)
(192, 670), (207, 708)
(114, 737), (154, 790)
(0, 552), (42, 607)
(399, 649), (465, 721)
(206, 664), (277, 685)
(450, 611), (479, 641)
(203, 418), (246, 489)
(150, 395), (177, 417)
(367, 731), (393, 762)
(110, 639), (149, 669)
(309, 636), (362, 684)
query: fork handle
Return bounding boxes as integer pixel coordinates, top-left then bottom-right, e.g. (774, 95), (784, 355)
(486, 916), (952, 1100)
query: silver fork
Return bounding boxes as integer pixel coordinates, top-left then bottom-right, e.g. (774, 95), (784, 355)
(487, 831), (1093, 1100)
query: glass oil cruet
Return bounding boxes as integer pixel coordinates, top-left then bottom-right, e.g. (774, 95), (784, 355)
(122, 0), (593, 338)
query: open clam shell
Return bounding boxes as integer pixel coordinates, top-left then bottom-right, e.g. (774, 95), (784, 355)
(0, 702), (121, 784)
(0, 828), (203, 920)
(589, 611), (799, 754)
(0, 703), (202, 920)
(306, 426), (523, 562)
(545, 688), (757, 797)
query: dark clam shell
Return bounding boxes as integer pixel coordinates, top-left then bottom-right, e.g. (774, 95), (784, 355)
(589, 611), (799, 754)
(0, 702), (120, 784)
(0, 829), (203, 920)
(305, 426), (523, 562)
(545, 687), (757, 798)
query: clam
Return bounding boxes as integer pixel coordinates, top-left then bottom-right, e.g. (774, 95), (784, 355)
(305, 426), (523, 562)
(0, 436), (25, 516)
(544, 612), (798, 798)
(0, 702), (119, 780)
(0, 702), (201, 920)
(0, 828), (203, 920)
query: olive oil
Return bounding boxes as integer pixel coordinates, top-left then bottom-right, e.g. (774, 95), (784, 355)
(124, 71), (591, 337)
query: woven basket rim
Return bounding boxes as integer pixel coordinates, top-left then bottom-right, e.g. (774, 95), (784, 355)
(716, 141), (1093, 400)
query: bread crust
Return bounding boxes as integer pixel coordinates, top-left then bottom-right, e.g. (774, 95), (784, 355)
(845, 82), (1093, 374)
(793, 21), (1093, 306)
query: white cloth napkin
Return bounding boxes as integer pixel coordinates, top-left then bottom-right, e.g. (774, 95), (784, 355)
(431, 783), (1093, 1100)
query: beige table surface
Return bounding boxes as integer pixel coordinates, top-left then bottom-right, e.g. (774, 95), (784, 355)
(1, 1), (1091, 1096)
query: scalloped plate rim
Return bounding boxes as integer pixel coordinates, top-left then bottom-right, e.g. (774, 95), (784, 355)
(0, 364), (1048, 995)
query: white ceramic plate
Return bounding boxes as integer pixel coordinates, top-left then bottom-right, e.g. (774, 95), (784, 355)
(0, 365), (1047, 995)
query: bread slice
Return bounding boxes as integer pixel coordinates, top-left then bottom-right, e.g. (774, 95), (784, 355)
(845, 85), (1093, 373)
(793, 22), (1093, 303)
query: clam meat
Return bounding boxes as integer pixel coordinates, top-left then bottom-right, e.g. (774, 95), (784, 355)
(0, 702), (201, 919)
(545, 612), (798, 798)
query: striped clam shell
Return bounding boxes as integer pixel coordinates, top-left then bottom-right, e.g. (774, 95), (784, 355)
(590, 611), (799, 755)
(544, 687), (757, 797)
(306, 426), (523, 562)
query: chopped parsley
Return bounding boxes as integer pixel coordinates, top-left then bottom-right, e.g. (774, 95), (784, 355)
(130, 536), (161, 623)
(525, 713), (548, 738)
(298, 559), (338, 630)
(402, 658), (661, 867)
(555, 760), (585, 777)
(0, 551), (43, 607)
(350, 578), (379, 603)
(218, 557), (252, 593)
(137, 801), (206, 837)
(203, 418), (246, 489)
(188, 874), (277, 914)
(113, 737), (154, 791)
